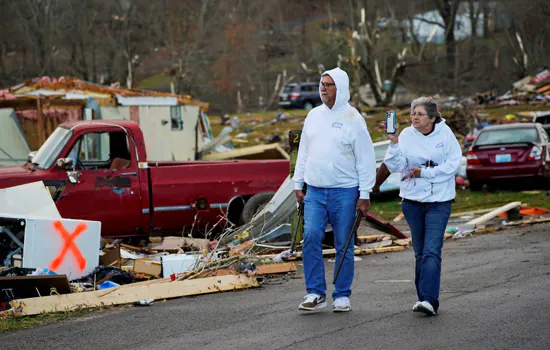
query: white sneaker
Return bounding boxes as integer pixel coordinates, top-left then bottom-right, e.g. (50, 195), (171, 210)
(299, 294), (327, 311)
(332, 297), (352, 312)
(416, 301), (436, 316)
(412, 301), (422, 311)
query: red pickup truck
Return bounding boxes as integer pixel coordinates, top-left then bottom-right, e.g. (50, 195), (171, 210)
(0, 120), (289, 238)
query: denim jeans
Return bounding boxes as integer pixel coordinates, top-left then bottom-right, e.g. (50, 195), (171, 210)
(302, 185), (359, 300)
(402, 200), (452, 312)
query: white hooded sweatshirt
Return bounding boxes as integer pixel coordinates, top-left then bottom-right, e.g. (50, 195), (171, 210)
(293, 68), (376, 199)
(384, 120), (462, 202)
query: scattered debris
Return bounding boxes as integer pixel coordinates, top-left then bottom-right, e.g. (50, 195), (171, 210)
(465, 202), (522, 228)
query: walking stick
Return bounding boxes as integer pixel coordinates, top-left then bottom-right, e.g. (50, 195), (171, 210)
(332, 209), (363, 285)
(289, 201), (304, 253)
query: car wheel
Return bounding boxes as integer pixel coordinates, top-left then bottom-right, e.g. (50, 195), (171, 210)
(469, 181), (483, 191)
(303, 101), (314, 110)
(240, 192), (275, 225)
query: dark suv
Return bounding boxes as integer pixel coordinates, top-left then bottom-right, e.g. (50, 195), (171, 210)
(279, 82), (322, 109)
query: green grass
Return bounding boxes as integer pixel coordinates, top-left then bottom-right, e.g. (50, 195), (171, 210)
(0, 308), (98, 332)
(371, 190), (550, 221)
(137, 74), (171, 89)
(208, 110), (308, 148)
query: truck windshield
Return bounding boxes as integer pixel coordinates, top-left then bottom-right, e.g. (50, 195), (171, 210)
(32, 127), (72, 169)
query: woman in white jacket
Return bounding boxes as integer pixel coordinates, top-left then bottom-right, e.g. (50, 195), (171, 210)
(384, 97), (462, 316)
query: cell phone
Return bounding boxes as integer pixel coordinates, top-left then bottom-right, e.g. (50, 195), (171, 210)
(385, 110), (397, 134)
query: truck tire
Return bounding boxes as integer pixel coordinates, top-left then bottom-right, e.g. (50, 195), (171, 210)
(303, 101), (314, 110)
(240, 192), (275, 224)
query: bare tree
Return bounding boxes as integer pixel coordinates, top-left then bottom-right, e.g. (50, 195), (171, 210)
(413, 0), (459, 84)
(10, 0), (60, 76)
(346, 0), (409, 106)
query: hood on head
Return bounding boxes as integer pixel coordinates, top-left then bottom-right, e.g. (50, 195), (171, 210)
(319, 67), (351, 111)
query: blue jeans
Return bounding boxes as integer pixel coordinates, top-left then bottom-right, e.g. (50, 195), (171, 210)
(302, 185), (358, 300)
(402, 200), (452, 312)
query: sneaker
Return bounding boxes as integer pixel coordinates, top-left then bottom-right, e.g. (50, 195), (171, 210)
(332, 297), (352, 312)
(299, 294), (327, 311)
(412, 301), (422, 312)
(416, 301), (436, 316)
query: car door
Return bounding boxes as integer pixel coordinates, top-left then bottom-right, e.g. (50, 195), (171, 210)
(55, 129), (142, 236)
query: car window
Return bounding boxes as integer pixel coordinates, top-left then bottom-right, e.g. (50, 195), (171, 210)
(300, 85), (312, 92)
(374, 143), (388, 162)
(475, 128), (539, 146)
(283, 85), (297, 93)
(68, 132), (111, 162)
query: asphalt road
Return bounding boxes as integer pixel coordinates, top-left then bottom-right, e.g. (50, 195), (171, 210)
(3, 222), (550, 350)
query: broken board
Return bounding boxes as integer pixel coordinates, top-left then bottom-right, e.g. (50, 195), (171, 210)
(262, 246), (405, 260)
(359, 240), (393, 249)
(466, 202), (521, 227)
(256, 262), (297, 275)
(11, 274), (258, 316)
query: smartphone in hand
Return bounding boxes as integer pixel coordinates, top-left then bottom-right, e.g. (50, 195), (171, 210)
(385, 110), (397, 134)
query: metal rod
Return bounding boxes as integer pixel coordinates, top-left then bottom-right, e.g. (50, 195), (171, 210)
(333, 209), (362, 285)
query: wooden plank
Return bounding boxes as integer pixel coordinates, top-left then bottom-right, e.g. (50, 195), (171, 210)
(194, 269), (238, 278)
(11, 274), (258, 316)
(260, 245), (405, 260)
(393, 238), (412, 247)
(503, 216), (550, 226)
(36, 97), (46, 145)
(466, 202), (521, 226)
(202, 143), (287, 160)
(450, 206), (501, 218)
(356, 234), (392, 243)
(359, 240), (393, 249)
(392, 212), (405, 221)
(256, 262), (297, 275)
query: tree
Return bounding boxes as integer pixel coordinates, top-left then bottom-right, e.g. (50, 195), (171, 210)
(345, 0), (409, 106)
(10, 0), (60, 76)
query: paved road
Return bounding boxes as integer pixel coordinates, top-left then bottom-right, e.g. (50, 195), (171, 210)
(3, 223), (550, 350)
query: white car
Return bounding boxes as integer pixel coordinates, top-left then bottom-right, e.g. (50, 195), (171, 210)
(373, 140), (401, 193)
(373, 140), (468, 194)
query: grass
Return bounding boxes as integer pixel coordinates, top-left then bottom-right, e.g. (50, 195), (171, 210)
(207, 103), (550, 148)
(208, 109), (309, 148)
(0, 308), (97, 332)
(371, 189), (550, 221)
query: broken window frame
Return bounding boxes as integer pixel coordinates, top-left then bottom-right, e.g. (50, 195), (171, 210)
(170, 106), (183, 131)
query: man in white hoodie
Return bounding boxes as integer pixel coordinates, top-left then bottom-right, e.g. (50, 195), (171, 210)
(384, 96), (461, 316)
(293, 68), (376, 312)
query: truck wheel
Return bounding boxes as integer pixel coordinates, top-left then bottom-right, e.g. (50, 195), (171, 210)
(303, 101), (314, 110)
(240, 192), (275, 224)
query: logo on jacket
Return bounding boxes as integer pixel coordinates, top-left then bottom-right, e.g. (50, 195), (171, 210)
(435, 143), (444, 148)
(332, 122), (343, 129)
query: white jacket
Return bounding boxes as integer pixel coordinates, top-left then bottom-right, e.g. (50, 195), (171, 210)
(384, 120), (462, 202)
(293, 68), (376, 199)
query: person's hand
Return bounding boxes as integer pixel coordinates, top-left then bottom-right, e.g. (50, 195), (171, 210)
(356, 199), (371, 216)
(295, 190), (305, 203)
(383, 120), (399, 144)
(411, 167), (421, 178)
